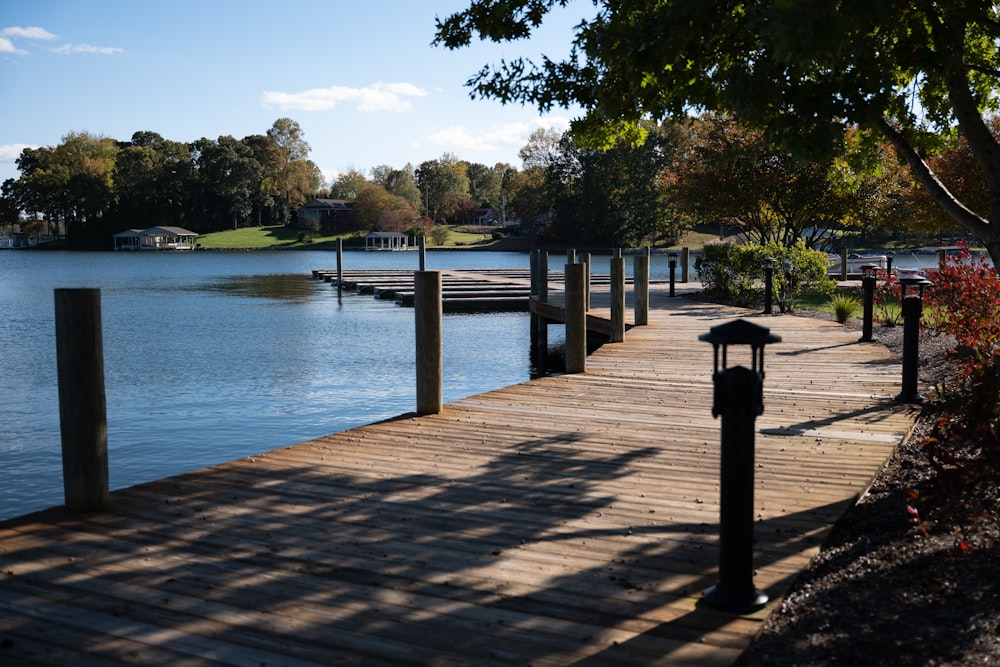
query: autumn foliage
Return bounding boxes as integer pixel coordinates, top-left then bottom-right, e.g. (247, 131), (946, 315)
(917, 243), (1000, 549)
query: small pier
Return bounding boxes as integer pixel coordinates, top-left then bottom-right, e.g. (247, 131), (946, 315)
(0, 281), (919, 665)
(312, 268), (633, 313)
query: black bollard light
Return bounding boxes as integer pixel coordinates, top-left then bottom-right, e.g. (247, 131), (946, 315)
(885, 251), (895, 277)
(859, 264), (879, 342)
(699, 319), (781, 614)
(895, 275), (932, 403)
(762, 257), (776, 315)
(668, 251), (678, 297)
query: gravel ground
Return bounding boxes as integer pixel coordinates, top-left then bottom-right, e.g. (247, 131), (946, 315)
(737, 312), (1000, 666)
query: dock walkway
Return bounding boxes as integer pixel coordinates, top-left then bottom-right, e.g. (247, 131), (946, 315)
(0, 280), (919, 665)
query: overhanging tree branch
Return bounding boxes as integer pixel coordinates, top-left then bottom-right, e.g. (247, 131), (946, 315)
(876, 117), (991, 238)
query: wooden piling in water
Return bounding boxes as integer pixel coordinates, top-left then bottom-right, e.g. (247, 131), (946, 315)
(54, 288), (110, 513)
(564, 263), (587, 374)
(414, 271), (442, 415)
(634, 254), (650, 326)
(610, 256), (625, 343)
(336, 238), (344, 292)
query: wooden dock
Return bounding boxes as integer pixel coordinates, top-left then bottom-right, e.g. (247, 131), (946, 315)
(0, 281), (919, 666)
(312, 268), (633, 313)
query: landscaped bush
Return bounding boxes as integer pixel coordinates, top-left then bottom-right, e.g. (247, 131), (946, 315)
(918, 242), (1000, 551)
(695, 239), (833, 311)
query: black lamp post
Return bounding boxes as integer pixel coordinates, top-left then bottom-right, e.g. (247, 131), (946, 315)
(668, 252), (679, 297)
(885, 251), (895, 276)
(859, 264), (879, 343)
(895, 275), (933, 403)
(699, 319), (781, 613)
(762, 257), (776, 315)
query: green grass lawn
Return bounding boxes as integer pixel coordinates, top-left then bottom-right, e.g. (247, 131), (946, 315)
(197, 225), (498, 250)
(196, 226), (319, 248)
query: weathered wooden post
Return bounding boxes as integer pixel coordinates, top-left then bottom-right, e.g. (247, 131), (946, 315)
(582, 252), (591, 311)
(610, 255), (625, 343)
(336, 238), (344, 294)
(633, 253), (649, 326)
(54, 288), (110, 513)
(530, 250), (550, 372)
(564, 262), (587, 373)
(418, 236), (427, 271)
(537, 250), (548, 303)
(567, 248), (576, 266)
(414, 271), (442, 415)
(681, 247), (690, 283)
(530, 248), (538, 295)
(840, 246), (849, 281)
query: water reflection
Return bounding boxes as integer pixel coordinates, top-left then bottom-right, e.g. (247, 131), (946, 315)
(193, 273), (322, 303)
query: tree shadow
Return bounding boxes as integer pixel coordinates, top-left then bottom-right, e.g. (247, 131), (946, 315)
(0, 420), (873, 665)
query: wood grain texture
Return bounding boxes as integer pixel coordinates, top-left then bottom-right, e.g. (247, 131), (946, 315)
(0, 281), (919, 666)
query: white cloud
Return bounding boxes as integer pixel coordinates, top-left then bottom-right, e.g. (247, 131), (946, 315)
(261, 82), (428, 112)
(1, 26), (57, 54)
(53, 43), (124, 55)
(0, 143), (36, 163)
(429, 117), (572, 152)
(2, 26), (57, 40)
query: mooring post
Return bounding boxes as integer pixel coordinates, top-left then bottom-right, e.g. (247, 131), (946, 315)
(681, 247), (690, 283)
(414, 271), (442, 415)
(530, 249), (538, 296)
(537, 249), (548, 303)
(54, 288), (110, 513)
(582, 253), (591, 311)
(336, 238), (344, 293)
(610, 255), (625, 343)
(633, 254), (649, 326)
(418, 236), (427, 272)
(564, 262), (587, 374)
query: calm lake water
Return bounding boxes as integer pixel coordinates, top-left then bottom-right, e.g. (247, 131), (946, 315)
(1, 249), (574, 521)
(1, 246), (945, 521)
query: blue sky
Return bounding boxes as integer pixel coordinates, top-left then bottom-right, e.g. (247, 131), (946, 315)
(0, 1), (584, 186)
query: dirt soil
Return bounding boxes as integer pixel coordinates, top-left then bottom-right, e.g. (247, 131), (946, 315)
(738, 313), (1000, 666)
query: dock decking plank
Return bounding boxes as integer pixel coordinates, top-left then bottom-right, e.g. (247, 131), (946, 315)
(0, 278), (919, 665)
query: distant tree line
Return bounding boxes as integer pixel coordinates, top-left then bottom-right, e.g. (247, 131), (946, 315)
(1, 119), (322, 247)
(2, 113), (975, 249)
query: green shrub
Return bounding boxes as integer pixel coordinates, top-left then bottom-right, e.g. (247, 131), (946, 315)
(429, 226), (450, 246)
(695, 239), (834, 312)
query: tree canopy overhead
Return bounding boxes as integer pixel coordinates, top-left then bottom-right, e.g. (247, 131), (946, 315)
(435, 1), (1000, 264)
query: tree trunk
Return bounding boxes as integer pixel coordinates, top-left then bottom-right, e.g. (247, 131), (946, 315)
(876, 119), (1000, 267)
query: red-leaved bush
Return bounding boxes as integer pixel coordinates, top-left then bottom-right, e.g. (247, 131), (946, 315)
(917, 242), (1000, 550)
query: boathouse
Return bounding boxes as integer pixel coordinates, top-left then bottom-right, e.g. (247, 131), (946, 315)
(113, 226), (199, 250)
(365, 230), (410, 251)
